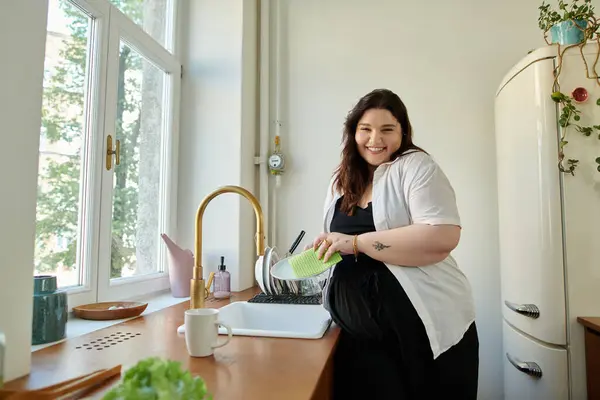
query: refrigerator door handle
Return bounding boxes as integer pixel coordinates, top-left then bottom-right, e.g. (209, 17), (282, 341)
(504, 300), (540, 319)
(506, 352), (543, 378)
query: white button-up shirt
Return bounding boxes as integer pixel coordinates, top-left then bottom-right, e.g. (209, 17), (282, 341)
(321, 151), (476, 359)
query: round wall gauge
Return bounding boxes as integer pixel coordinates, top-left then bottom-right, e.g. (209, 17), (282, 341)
(268, 153), (285, 171)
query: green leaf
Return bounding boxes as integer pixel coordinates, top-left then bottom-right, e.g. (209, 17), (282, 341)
(551, 91), (565, 102)
(102, 357), (211, 400)
(574, 115), (581, 121)
(596, 157), (600, 164)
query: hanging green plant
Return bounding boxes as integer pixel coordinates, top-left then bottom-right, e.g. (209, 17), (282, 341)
(550, 91), (600, 174)
(538, 0), (600, 174)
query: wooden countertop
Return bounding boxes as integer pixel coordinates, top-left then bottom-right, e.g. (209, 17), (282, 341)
(4, 288), (340, 399)
(578, 317), (600, 333)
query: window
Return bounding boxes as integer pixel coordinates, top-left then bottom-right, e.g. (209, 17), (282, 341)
(35, 0), (180, 308)
(36, 0), (93, 294)
(108, 0), (174, 50)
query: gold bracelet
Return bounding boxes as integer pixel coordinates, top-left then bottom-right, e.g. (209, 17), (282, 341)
(353, 235), (359, 262)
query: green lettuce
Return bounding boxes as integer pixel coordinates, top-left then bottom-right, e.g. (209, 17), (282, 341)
(102, 357), (211, 400)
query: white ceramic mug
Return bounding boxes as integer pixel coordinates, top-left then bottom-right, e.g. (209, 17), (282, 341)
(184, 308), (233, 357)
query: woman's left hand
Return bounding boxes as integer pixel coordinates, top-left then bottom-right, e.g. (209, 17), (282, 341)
(311, 232), (355, 262)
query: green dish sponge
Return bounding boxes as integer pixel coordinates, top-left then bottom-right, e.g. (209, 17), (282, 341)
(288, 248), (343, 278)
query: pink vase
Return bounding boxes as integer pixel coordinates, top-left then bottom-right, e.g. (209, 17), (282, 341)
(160, 233), (194, 298)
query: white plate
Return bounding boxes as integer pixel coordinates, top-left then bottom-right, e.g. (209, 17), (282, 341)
(262, 247), (274, 295)
(255, 254), (267, 294)
(265, 246), (283, 295)
(270, 257), (334, 281)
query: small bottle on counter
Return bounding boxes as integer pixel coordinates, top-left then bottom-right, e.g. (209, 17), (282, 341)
(213, 256), (231, 299)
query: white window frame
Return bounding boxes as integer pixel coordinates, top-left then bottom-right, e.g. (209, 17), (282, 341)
(97, 7), (181, 301)
(41, 0), (181, 309)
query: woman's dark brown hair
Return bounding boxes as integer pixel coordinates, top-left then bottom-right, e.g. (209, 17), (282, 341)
(333, 88), (425, 215)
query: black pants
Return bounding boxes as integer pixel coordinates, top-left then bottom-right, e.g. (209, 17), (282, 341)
(328, 255), (479, 400)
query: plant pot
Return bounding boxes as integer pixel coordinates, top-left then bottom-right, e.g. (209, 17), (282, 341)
(31, 275), (68, 345)
(550, 19), (587, 45)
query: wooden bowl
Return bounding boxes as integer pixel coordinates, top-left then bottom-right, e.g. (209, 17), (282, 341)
(73, 301), (148, 321)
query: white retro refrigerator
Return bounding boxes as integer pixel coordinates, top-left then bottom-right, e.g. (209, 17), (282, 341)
(495, 44), (600, 399)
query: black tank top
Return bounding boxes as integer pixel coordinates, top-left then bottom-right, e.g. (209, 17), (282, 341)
(329, 198), (377, 236)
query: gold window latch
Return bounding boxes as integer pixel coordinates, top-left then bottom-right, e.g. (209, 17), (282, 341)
(106, 134), (120, 171)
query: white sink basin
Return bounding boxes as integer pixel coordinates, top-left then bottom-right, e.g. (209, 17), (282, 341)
(216, 301), (332, 339)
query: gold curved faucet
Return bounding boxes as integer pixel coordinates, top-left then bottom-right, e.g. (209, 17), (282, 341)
(190, 185), (265, 309)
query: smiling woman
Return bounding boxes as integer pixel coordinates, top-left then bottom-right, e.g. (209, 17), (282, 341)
(355, 112), (403, 167)
(332, 90), (425, 216)
(309, 88), (479, 399)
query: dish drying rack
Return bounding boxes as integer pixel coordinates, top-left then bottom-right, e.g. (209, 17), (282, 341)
(248, 292), (322, 305)
(252, 230), (326, 305)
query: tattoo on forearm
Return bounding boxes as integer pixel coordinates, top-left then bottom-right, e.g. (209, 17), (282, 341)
(373, 241), (390, 251)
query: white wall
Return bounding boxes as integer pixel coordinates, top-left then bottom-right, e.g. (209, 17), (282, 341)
(0, 0), (48, 381)
(264, 0), (545, 398)
(177, 0), (258, 291)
